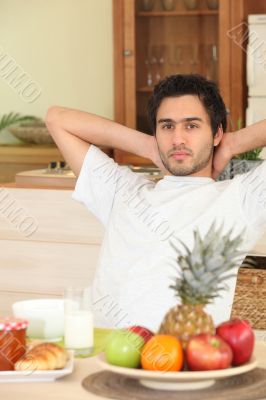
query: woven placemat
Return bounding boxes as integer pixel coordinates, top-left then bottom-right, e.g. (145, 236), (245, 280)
(82, 368), (266, 400)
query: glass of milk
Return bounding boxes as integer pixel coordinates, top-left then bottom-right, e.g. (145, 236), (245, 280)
(64, 287), (94, 356)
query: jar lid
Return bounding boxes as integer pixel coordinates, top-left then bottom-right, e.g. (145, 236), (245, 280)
(0, 317), (29, 331)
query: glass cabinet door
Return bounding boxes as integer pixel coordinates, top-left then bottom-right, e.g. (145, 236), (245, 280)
(135, 0), (220, 134)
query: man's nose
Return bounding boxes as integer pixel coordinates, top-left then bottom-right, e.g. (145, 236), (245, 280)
(172, 127), (186, 147)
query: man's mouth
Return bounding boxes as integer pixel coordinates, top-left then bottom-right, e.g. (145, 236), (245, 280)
(170, 151), (191, 160)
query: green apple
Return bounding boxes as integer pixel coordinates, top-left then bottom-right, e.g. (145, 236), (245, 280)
(105, 329), (145, 368)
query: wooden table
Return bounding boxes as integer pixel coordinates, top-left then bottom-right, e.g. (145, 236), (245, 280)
(1, 333), (266, 400)
(0, 357), (102, 399)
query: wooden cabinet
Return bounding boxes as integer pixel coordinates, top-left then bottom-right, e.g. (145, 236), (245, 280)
(112, 0), (266, 165)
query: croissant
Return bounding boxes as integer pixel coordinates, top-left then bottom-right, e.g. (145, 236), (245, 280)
(15, 343), (69, 371)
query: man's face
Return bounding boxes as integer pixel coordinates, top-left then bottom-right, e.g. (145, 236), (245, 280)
(155, 95), (220, 177)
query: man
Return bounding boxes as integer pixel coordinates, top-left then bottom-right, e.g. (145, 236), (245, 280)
(46, 74), (266, 330)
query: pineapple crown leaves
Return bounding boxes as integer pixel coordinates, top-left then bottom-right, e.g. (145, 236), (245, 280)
(0, 112), (40, 132)
(169, 222), (247, 305)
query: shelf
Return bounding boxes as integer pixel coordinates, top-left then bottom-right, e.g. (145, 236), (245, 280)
(137, 10), (218, 17)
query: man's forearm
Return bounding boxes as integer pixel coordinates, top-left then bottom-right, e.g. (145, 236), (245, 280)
(45, 106), (155, 161)
(230, 119), (266, 157)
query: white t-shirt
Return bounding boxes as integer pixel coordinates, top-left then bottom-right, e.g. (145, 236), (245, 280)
(72, 145), (266, 331)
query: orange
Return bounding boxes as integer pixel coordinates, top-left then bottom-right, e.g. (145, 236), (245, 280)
(141, 334), (183, 372)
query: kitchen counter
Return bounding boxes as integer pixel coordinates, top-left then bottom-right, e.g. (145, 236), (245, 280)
(0, 144), (64, 184)
(0, 144), (112, 185)
(1, 332), (265, 400)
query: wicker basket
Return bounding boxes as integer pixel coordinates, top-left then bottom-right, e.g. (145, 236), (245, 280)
(231, 266), (266, 329)
(9, 124), (54, 145)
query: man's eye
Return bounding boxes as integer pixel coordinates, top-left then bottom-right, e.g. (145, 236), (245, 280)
(186, 123), (198, 129)
(162, 124), (173, 130)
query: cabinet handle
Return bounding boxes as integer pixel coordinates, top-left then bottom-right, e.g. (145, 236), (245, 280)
(123, 49), (132, 57)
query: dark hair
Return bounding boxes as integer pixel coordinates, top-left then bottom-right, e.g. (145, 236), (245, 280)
(147, 74), (227, 135)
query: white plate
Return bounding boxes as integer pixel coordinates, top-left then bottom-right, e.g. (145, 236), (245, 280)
(96, 353), (258, 391)
(0, 351), (74, 383)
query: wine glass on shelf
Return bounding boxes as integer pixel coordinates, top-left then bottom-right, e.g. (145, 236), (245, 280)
(189, 44), (199, 73)
(158, 45), (166, 82)
(144, 44), (154, 87)
(211, 44), (218, 81)
(169, 45), (184, 74)
(151, 45), (166, 83)
(144, 57), (153, 87)
(203, 44), (218, 81)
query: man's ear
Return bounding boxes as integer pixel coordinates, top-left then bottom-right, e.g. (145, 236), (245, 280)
(213, 125), (223, 147)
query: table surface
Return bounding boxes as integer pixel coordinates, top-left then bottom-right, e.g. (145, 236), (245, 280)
(1, 331), (265, 400)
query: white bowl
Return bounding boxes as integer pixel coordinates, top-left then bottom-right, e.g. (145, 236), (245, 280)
(12, 299), (64, 342)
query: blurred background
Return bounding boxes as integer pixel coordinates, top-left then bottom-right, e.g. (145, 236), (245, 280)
(1, 0), (266, 185)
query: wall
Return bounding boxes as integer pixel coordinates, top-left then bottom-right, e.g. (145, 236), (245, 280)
(0, 0), (113, 131)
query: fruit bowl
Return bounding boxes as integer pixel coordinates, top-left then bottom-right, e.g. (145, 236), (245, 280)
(96, 353), (258, 391)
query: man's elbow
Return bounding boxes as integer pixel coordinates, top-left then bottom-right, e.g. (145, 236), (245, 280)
(45, 106), (66, 129)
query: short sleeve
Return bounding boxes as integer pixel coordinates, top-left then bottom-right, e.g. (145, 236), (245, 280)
(237, 160), (266, 226)
(72, 145), (146, 226)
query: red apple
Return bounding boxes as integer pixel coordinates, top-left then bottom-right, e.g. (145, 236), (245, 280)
(216, 319), (255, 366)
(186, 334), (233, 371)
(127, 326), (154, 344)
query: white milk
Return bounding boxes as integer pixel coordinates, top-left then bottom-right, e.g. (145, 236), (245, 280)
(64, 310), (94, 353)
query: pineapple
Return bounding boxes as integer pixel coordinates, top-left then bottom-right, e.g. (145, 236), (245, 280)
(159, 223), (244, 348)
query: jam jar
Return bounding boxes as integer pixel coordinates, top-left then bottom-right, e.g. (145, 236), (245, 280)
(0, 317), (29, 370)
